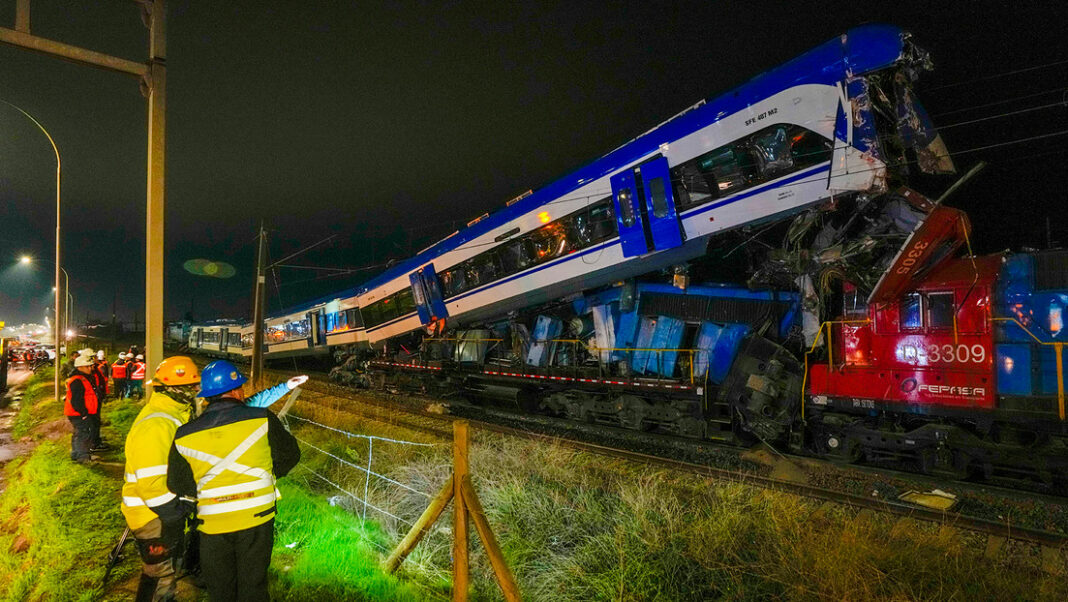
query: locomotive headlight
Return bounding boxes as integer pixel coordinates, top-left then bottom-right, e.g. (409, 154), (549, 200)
(1002, 356), (1014, 374)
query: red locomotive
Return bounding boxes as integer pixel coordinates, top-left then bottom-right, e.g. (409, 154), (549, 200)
(806, 206), (1068, 484)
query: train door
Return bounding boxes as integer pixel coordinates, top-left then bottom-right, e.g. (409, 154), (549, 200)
(220, 328), (229, 352)
(610, 156), (684, 258)
(610, 154), (683, 256)
(309, 310), (326, 347)
(409, 265), (449, 326)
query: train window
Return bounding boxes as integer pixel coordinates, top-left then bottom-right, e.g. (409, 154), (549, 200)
(499, 238), (535, 275)
(790, 128), (834, 169)
(672, 163), (715, 210)
(751, 126), (793, 180)
(530, 222), (572, 264)
(617, 187), (637, 227)
(465, 253), (499, 288)
(671, 124), (832, 212)
(440, 267), (467, 298)
(697, 145), (754, 195)
(347, 308), (363, 328)
(648, 177), (669, 218)
(926, 292), (954, 330)
(901, 293), (922, 329)
(395, 288), (416, 316)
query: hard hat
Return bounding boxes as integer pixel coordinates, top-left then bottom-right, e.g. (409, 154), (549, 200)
(118, 352), (126, 359)
(147, 355), (200, 386)
(198, 360), (247, 398)
(96, 350), (105, 360)
(136, 354), (144, 360)
(74, 353), (95, 367)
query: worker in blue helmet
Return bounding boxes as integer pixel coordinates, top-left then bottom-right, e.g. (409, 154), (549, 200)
(166, 360), (306, 600)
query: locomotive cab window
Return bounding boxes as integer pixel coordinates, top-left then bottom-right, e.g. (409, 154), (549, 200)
(901, 293), (922, 329)
(926, 292), (955, 330)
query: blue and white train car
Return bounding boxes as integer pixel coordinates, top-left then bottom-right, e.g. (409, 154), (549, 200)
(350, 24), (951, 349)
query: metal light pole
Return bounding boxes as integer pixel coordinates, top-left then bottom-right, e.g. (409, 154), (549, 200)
(6, 103), (61, 398)
(0, 0), (167, 396)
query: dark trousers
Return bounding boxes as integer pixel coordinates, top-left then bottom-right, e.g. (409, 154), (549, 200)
(87, 413), (103, 448)
(115, 378), (127, 398)
(200, 520), (274, 602)
(68, 416), (92, 461)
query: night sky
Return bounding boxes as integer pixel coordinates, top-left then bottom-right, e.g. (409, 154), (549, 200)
(1, 1), (1065, 326)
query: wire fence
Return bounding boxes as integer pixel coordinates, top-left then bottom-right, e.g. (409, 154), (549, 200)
(281, 406), (447, 554)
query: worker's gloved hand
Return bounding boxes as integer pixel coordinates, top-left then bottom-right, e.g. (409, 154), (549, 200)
(286, 375), (309, 390)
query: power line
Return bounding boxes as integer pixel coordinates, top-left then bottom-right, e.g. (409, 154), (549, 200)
(926, 58), (1068, 92)
(931, 87), (1068, 118)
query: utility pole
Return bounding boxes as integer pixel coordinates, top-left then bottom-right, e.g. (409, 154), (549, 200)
(0, 0), (167, 395)
(251, 224), (268, 387)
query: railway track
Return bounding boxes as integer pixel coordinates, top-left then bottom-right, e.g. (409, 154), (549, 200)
(266, 368), (1068, 552)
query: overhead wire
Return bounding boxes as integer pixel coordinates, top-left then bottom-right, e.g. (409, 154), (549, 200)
(925, 58), (1068, 92)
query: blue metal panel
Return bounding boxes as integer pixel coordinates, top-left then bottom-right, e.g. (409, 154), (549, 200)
(409, 271), (432, 324)
(630, 317), (657, 374)
(611, 169), (648, 257)
(996, 344), (1032, 396)
(709, 324), (749, 384)
(639, 157), (684, 251)
(526, 315), (562, 367)
(646, 316), (685, 376)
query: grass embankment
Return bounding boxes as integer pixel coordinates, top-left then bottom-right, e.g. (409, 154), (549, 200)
(0, 369), (424, 601)
(288, 397), (1068, 601)
(4, 367), (1065, 600)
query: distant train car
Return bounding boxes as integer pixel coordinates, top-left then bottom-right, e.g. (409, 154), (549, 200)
(188, 320), (247, 360)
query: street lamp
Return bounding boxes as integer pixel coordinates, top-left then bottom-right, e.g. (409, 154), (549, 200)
(20, 257), (72, 345)
(2, 100), (62, 398)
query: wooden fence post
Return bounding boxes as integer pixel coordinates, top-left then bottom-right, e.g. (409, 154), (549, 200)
(453, 420), (470, 601)
(460, 475), (521, 601)
(384, 475), (454, 573)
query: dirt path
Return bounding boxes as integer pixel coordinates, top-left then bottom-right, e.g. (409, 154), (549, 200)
(0, 369), (36, 492)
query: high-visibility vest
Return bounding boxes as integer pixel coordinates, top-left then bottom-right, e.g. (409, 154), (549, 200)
(64, 374), (99, 417)
(112, 360), (128, 379)
(131, 362), (147, 380)
(172, 414), (279, 534)
(121, 393), (191, 530)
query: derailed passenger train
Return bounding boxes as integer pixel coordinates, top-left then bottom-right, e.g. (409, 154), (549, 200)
(185, 25), (1066, 484)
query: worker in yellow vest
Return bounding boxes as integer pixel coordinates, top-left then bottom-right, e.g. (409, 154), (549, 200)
(167, 360), (304, 601)
(121, 356), (202, 602)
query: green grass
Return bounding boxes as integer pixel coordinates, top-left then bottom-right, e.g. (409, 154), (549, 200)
(4, 371), (1065, 601)
(0, 440), (133, 601)
(268, 482), (436, 601)
(11, 367), (57, 439)
(0, 375), (436, 602)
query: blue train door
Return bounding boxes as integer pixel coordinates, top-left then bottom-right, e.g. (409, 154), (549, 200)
(409, 265), (449, 326)
(309, 310), (326, 347)
(610, 156), (684, 258)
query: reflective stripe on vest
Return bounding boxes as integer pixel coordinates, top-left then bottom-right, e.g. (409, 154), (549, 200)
(112, 361), (127, 378)
(131, 362), (146, 380)
(175, 421), (277, 523)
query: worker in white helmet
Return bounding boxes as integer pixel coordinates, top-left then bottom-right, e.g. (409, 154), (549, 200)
(129, 354), (147, 399)
(113, 352), (129, 400)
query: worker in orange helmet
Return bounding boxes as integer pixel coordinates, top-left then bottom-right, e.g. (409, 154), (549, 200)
(121, 356), (202, 602)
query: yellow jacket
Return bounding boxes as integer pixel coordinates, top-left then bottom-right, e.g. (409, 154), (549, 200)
(120, 392), (192, 530)
(167, 400), (300, 534)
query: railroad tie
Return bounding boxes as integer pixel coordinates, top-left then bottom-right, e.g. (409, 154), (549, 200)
(983, 535), (1006, 559)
